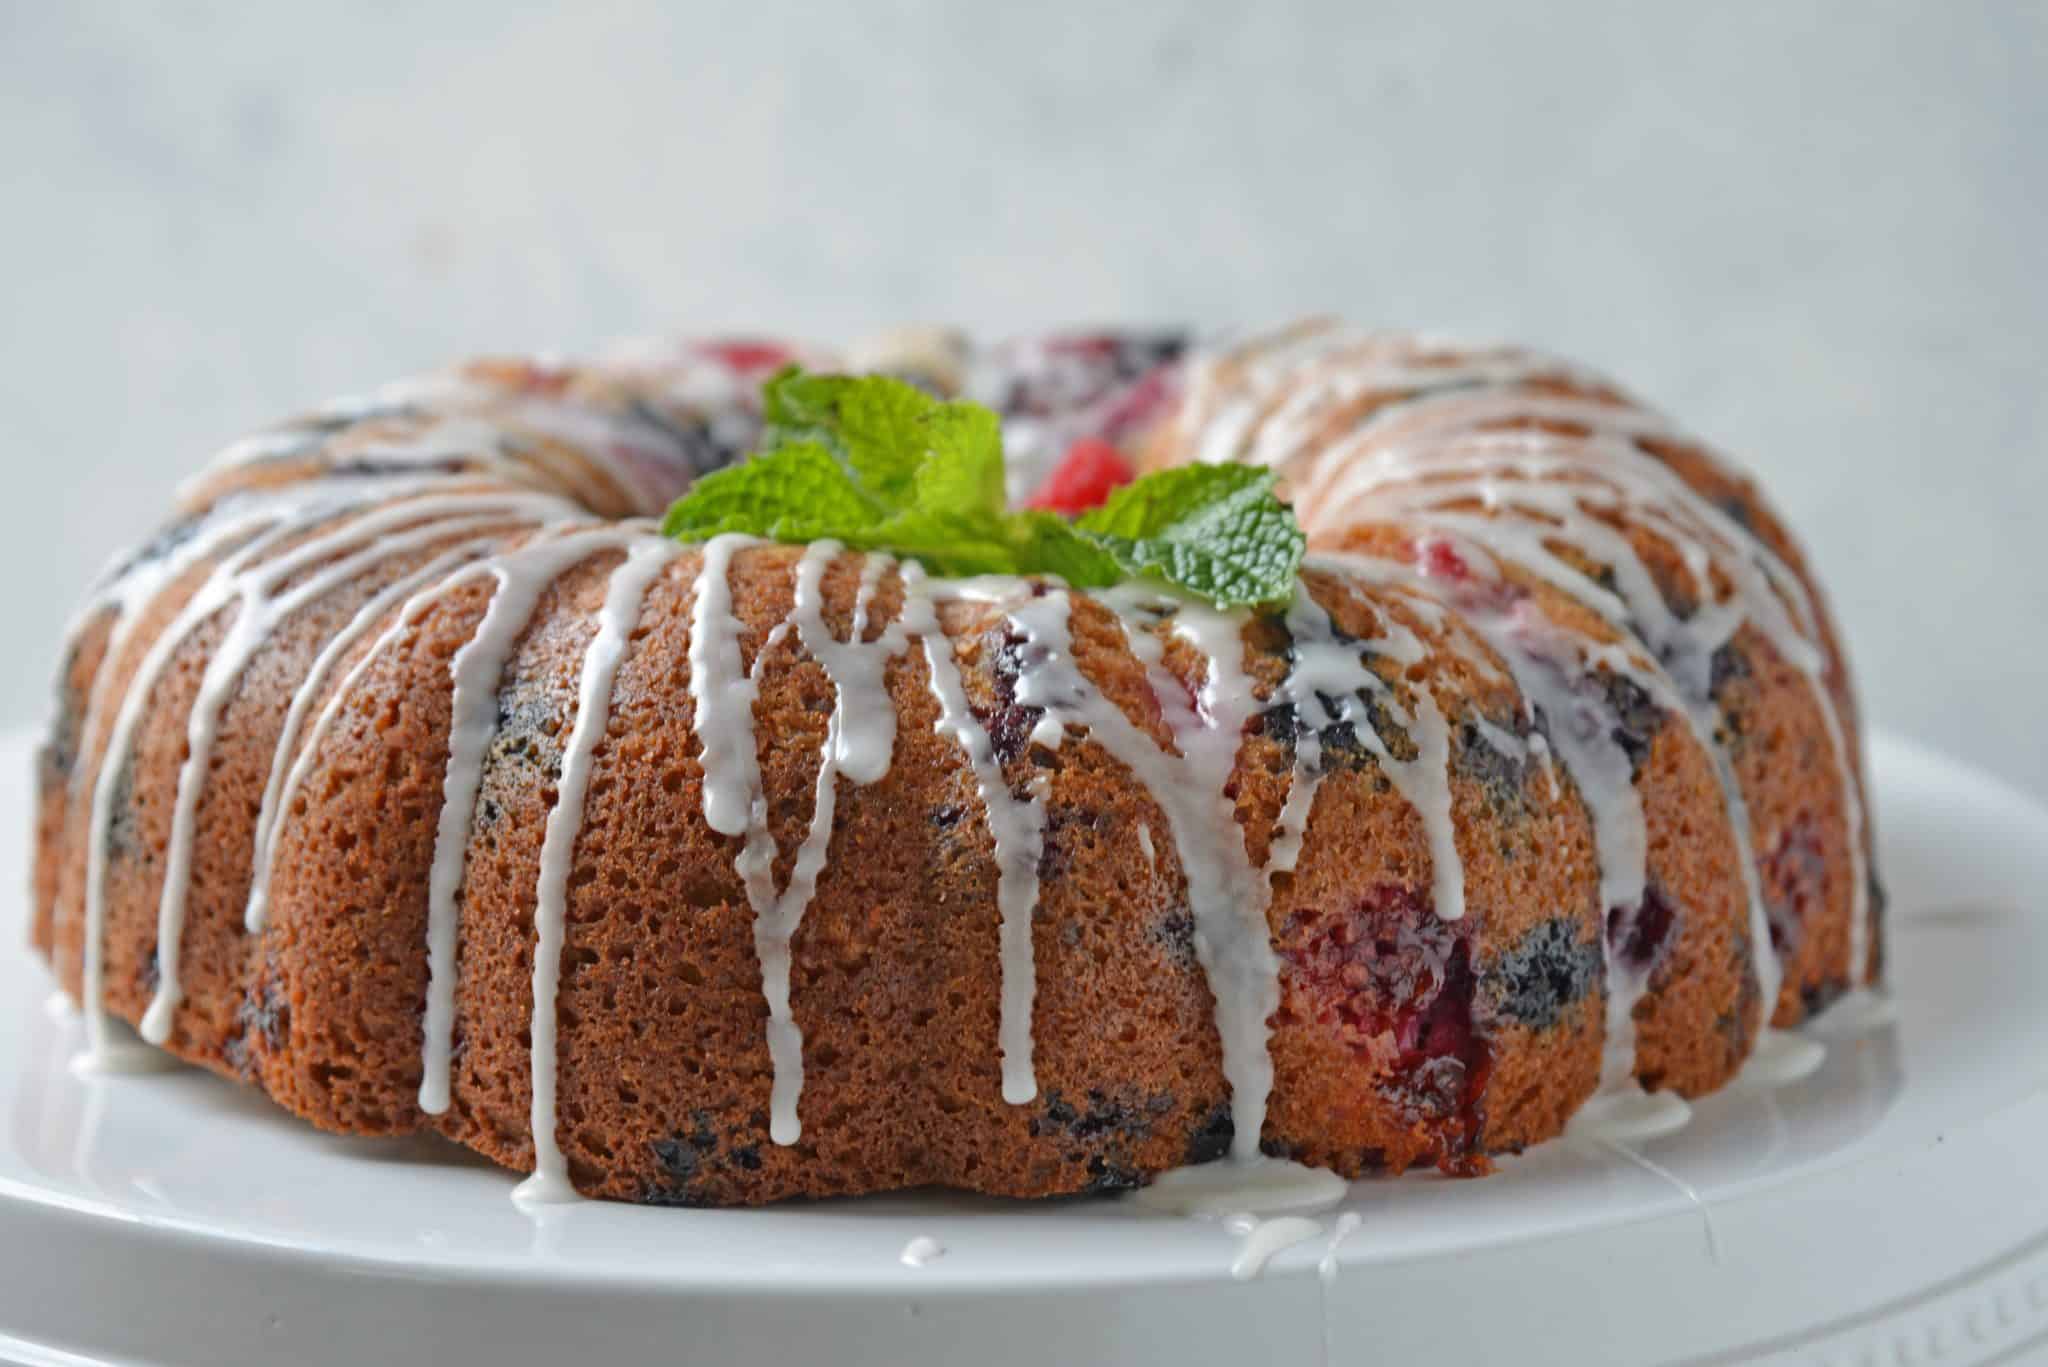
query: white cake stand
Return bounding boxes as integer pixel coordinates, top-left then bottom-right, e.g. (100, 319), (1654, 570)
(2, 729), (2044, 1367)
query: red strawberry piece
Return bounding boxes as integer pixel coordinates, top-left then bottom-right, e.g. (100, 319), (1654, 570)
(702, 340), (794, 373)
(1025, 438), (1134, 515)
(1416, 537), (1472, 584)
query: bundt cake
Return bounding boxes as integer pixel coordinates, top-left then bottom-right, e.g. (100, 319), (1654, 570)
(30, 320), (1879, 1207)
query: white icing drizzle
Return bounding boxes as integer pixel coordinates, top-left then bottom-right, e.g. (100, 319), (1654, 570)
(242, 538), (507, 932)
(1005, 587), (1281, 1161)
(139, 497), (564, 1042)
(1809, 988), (1897, 1036)
(910, 568), (1046, 1105)
(244, 531), (581, 936)
(515, 536), (680, 1205)
(1739, 1029), (1827, 1089)
(1318, 546), (1662, 1092)
(1582, 637), (1784, 1034)
(1318, 1210), (1362, 1287)
(77, 516), (310, 1069)
(60, 441), (579, 1067)
(899, 1235), (946, 1268)
(1269, 587), (1465, 921)
(1566, 1088), (1692, 1144)
(1134, 1153), (1349, 1281)
(1189, 323), (1871, 1035)
(1580, 1133), (1723, 1265)
(419, 526), (643, 1115)
(689, 538), (912, 1144)
(685, 533), (766, 840)
(1130, 1147), (1348, 1219)
(193, 367), (707, 519)
(1227, 1213), (1325, 1280)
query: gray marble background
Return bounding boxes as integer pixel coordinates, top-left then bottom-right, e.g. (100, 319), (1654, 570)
(4, 2), (2044, 796)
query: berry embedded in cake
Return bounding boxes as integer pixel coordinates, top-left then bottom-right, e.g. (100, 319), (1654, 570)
(32, 320), (1878, 1206)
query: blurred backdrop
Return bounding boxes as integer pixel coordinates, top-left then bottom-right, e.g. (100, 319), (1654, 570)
(3, 2), (2044, 792)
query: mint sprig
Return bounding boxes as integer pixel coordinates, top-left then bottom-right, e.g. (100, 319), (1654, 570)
(661, 367), (1305, 609)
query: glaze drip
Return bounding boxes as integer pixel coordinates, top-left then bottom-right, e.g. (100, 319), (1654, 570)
(516, 536), (681, 1203)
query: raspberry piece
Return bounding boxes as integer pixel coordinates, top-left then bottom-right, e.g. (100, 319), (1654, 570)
(701, 341), (793, 373)
(1024, 438), (1134, 515)
(1416, 537), (1472, 584)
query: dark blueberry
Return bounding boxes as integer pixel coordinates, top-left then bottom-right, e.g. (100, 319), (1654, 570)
(41, 646), (86, 782)
(308, 402), (419, 434)
(627, 398), (759, 479)
(490, 678), (565, 784)
(1599, 670), (1662, 777)
(103, 750), (140, 860)
(1150, 907), (1198, 967)
(651, 1112), (721, 1186)
(1715, 949), (1761, 1059)
(1313, 686), (1415, 773)
(994, 331), (1189, 420)
(1073, 1092), (1138, 1141)
(929, 803), (965, 831)
(1355, 689), (1416, 763)
(1760, 814), (1827, 955)
(1715, 493), (1758, 533)
(727, 1145), (763, 1172)
(1035, 1092), (1076, 1135)
(976, 628), (1046, 766)
(326, 457), (475, 481)
(650, 1138), (699, 1183)
(1454, 720), (1527, 815)
(235, 977), (289, 1052)
(102, 513), (206, 588)
(1183, 1103), (1235, 1165)
(1316, 718), (1369, 771)
(1800, 978), (1848, 1018)
(1607, 883), (1680, 978)
(1038, 828), (1073, 891)
(1035, 1089), (1147, 1143)
(1485, 915), (1602, 1030)
(1709, 640), (1751, 701)
(1260, 702), (1305, 747)
(1082, 1157), (1144, 1194)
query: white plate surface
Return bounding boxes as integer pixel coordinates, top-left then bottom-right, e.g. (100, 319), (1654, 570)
(2, 730), (2046, 1366)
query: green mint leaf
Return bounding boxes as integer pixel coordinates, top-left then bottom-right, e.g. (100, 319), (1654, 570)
(1075, 465), (1305, 608)
(758, 367), (853, 453)
(665, 368), (1309, 611)
(761, 368), (1003, 518)
(659, 440), (881, 542)
(841, 509), (1022, 578)
(1008, 512), (1124, 589)
(906, 400), (1005, 521)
